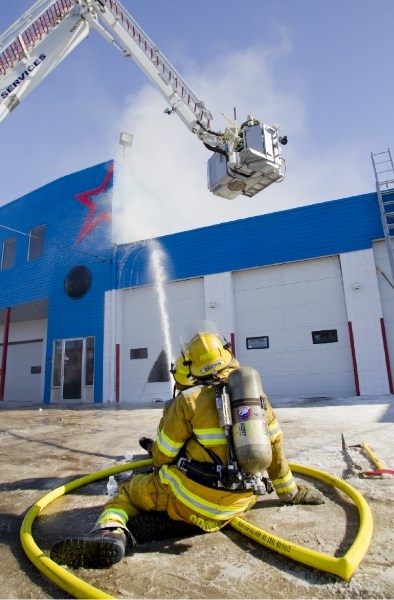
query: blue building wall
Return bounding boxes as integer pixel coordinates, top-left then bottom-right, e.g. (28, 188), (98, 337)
(0, 160), (114, 403)
(1, 158), (386, 403)
(116, 192), (384, 288)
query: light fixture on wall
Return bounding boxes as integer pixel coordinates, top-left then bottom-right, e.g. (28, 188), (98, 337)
(119, 132), (134, 148)
(352, 282), (360, 290)
(119, 132), (134, 166)
(209, 301), (217, 308)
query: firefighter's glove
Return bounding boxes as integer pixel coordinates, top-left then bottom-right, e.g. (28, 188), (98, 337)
(290, 484), (325, 505)
(139, 437), (154, 455)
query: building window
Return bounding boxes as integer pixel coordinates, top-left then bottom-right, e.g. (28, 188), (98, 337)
(130, 348), (148, 359)
(28, 224), (45, 261)
(64, 265), (92, 299)
(1, 236), (16, 270)
(312, 330), (338, 344)
(85, 337), (95, 386)
(246, 336), (269, 350)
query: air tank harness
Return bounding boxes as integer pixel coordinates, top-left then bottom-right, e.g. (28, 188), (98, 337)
(176, 430), (273, 494)
(175, 439), (247, 491)
(176, 376), (274, 495)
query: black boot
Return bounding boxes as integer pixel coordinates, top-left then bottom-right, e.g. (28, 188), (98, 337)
(139, 436), (154, 453)
(127, 511), (199, 544)
(50, 527), (131, 569)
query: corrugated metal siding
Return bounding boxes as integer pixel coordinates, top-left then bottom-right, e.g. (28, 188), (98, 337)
(117, 193), (383, 288)
(0, 160), (114, 403)
(0, 158), (386, 403)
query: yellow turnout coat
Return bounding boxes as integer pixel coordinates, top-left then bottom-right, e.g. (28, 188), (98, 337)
(100, 368), (297, 533)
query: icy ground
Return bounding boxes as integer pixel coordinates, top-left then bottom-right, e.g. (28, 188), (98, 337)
(0, 394), (393, 598)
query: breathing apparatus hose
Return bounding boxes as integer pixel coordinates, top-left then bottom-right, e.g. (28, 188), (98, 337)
(20, 459), (372, 599)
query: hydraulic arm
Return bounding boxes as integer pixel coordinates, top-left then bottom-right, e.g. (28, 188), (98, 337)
(0, 0), (287, 200)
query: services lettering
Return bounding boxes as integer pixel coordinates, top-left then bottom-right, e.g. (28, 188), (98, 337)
(1, 54), (46, 99)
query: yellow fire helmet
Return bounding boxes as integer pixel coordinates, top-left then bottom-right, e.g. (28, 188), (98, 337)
(172, 355), (196, 388)
(180, 320), (233, 378)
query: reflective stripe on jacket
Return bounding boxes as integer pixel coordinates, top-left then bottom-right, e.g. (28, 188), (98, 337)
(152, 383), (230, 466)
(265, 396), (297, 501)
(151, 372), (296, 506)
(159, 464), (256, 520)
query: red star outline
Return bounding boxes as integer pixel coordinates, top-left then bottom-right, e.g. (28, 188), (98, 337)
(75, 162), (114, 243)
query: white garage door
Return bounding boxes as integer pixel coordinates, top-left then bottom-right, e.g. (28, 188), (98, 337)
(233, 257), (356, 398)
(120, 277), (205, 403)
(373, 240), (394, 385)
(1, 340), (44, 402)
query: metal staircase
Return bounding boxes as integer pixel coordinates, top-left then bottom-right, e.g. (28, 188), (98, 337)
(371, 148), (394, 280)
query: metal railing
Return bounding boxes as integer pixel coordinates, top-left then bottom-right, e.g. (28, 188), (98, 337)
(0, 0), (74, 76)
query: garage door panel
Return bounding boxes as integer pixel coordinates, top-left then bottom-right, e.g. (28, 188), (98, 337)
(280, 279), (344, 307)
(279, 257), (341, 283)
(234, 307), (348, 338)
(235, 258), (342, 291)
(240, 326), (350, 354)
(236, 268), (282, 290)
(236, 305), (329, 329)
(235, 280), (344, 314)
(234, 257), (355, 397)
(282, 302), (346, 329)
(235, 286), (282, 310)
(232, 351), (353, 397)
(275, 325), (349, 350)
(237, 307), (285, 330)
(244, 342), (351, 368)
(1, 341), (43, 402)
(238, 311), (349, 344)
(373, 241), (394, 377)
(121, 278), (204, 403)
(264, 372), (354, 398)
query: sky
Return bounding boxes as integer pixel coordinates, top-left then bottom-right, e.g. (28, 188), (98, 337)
(1, 0), (394, 243)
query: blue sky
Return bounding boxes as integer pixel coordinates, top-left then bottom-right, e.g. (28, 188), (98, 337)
(1, 1), (394, 241)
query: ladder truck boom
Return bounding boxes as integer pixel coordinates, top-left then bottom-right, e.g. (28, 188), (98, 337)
(0, 0), (287, 200)
(0, 1), (89, 118)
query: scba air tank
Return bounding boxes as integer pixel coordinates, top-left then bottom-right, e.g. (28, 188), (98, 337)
(227, 367), (272, 475)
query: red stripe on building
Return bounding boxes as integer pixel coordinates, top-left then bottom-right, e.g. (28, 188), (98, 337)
(380, 318), (394, 394)
(348, 321), (360, 396)
(0, 307), (11, 401)
(230, 332), (236, 358)
(115, 343), (120, 403)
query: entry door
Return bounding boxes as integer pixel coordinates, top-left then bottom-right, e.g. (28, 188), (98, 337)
(63, 339), (83, 400)
(52, 337), (94, 402)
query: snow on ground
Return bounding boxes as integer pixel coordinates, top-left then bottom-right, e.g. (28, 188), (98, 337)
(0, 394), (393, 598)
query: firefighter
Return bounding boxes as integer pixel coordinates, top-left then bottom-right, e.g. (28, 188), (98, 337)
(50, 320), (324, 569)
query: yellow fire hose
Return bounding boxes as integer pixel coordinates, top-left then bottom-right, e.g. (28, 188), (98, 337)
(20, 459), (152, 600)
(232, 462), (373, 581)
(20, 459), (373, 599)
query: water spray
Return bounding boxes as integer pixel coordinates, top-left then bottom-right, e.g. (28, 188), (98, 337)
(149, 240), (173, 383)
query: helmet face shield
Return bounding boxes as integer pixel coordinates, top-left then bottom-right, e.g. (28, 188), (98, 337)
(180, 320), (227, 354)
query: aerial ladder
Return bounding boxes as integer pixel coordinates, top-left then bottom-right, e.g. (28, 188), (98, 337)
(0, 0), (287, 201)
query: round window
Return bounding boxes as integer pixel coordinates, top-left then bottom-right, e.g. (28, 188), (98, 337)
(64, 266), (92, 299)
